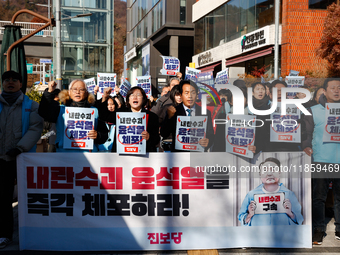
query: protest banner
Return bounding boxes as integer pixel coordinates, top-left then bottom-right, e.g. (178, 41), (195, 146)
(63, 107), (95, 150)
(185, 66), (201, 81)
(136, 76), (152, 98)
(84, 78), (96, 94)
(225, 114), (256, 158)
(270, 103), (301, 143)
(120, 78), (132, 98)
(17, 152), (311, 251)
(116, 112), (147, 154)
(285, 76), (305, 99)
(196, 71), (215, 99)
(215, 68), (229, 85)
(323, 103), (340, 143)
(160, 56), (180, 76)
(97, 73), (116, 100)
(175, 116), (207, 152)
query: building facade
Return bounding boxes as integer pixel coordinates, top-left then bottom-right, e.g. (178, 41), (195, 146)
(125, 0), (196, 95)
(192, 0), (333, 81)
(53, 0), (114, 87)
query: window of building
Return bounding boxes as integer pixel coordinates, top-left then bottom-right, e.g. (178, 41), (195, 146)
(180, 0), (186, 24)
(62, 0), (109, 9)
(309, 0), (337, 9)
(194, 18), (204, 54)
(194, 0), (276, 54)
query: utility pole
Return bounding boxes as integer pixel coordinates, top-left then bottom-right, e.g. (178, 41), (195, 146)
(274, 0), (280, 79)
(55, 0), (62, 89)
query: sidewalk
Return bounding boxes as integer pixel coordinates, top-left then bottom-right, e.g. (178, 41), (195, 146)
(3, 202), (340, 254)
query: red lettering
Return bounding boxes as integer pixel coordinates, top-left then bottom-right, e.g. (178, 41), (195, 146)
(71, 142), (85, 148)
(233, 147), (246, 155)
(278, 135), (293, 141)
(331, 136), (340, 141)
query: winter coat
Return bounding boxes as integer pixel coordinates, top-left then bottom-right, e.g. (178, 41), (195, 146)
(0, 93), (43, 161)
(39, 89), (108, 152)
(302, 94), (340, 163)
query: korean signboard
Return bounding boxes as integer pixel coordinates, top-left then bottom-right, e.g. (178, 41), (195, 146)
(175, 116), (207, 152)
(116, 112), (147, 154)
(97, 73), (116, 100)
(63, 107), (95, 150)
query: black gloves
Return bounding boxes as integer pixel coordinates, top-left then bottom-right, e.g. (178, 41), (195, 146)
(6, 148), (22, 157)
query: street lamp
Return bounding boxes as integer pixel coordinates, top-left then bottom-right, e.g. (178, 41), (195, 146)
(55, 0), (92, 89)
(29, 1), (51, 19)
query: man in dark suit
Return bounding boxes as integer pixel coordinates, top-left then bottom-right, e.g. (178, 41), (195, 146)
(160, 79), (214, 152)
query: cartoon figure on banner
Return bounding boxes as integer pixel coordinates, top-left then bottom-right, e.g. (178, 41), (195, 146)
(238, 157), (304, 226)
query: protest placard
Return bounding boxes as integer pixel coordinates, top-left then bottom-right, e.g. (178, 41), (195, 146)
(323, 103), (340, 143)
(136, 75), (152, 98)
(97, 73), (116, 100)
(119, 78), (131, 98)
(160, 56), (180, 76)
(270, 103), (301, 143)
(185, 66), (201, 81)
(215, 68), (229, 85)
(116, 112), (147, 154)
(175, 116), (207, 152)
(254, 193), (286, 214)
(63, 107), (95, 150)
(84, 78), (96, 94)
(225, 114), (256, 158)
(285, 76), (305, 99)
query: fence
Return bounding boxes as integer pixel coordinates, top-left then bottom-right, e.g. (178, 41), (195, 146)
(0, 21), (53, 37)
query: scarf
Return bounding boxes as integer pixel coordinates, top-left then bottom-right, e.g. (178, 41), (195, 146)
(68, 99), (91, 108)
(1, 90), (23, 106)
(252, 95), (270, 110)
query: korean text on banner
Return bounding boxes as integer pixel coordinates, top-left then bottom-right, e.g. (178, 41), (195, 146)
(196, 71), (215, 99)
(185, 67), (201, 81)
(97, 73), (116, 100)
(215, 68), (229, 85)
(136, 76), (152, 98)
(175, 116), (207, 152)
(17, 152), (311, 251)
(160, 56), (180, 76)
(225, 114), (256, 158)
(116, 112), (147, 154)
(63, 107), (95, 150)
(270, 102), (301, 143)
(84, 78), (96, 94)
(323, 103), (340, 143)
(120, 78), (132, 98)
(285, 76), (305, 99)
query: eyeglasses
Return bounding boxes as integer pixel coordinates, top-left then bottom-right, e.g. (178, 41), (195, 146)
(71, 88), (86, 93)
(131, 93), (143, 98)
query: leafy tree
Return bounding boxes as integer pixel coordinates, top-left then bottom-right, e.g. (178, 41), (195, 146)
(114, 0), (127, 80)
(26, 85), (42, 103)
(316, 3), (340, 76)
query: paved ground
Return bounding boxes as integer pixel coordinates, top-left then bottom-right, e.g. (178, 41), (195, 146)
(2, 203), (340, 254)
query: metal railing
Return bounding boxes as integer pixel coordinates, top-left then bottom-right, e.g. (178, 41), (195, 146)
(0, 20), (53, 37)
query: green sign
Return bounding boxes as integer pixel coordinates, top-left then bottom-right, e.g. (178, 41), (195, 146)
(27, 63), (33, 74)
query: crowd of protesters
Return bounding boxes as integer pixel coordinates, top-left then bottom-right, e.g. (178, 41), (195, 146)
(0, 69), (340, 248)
